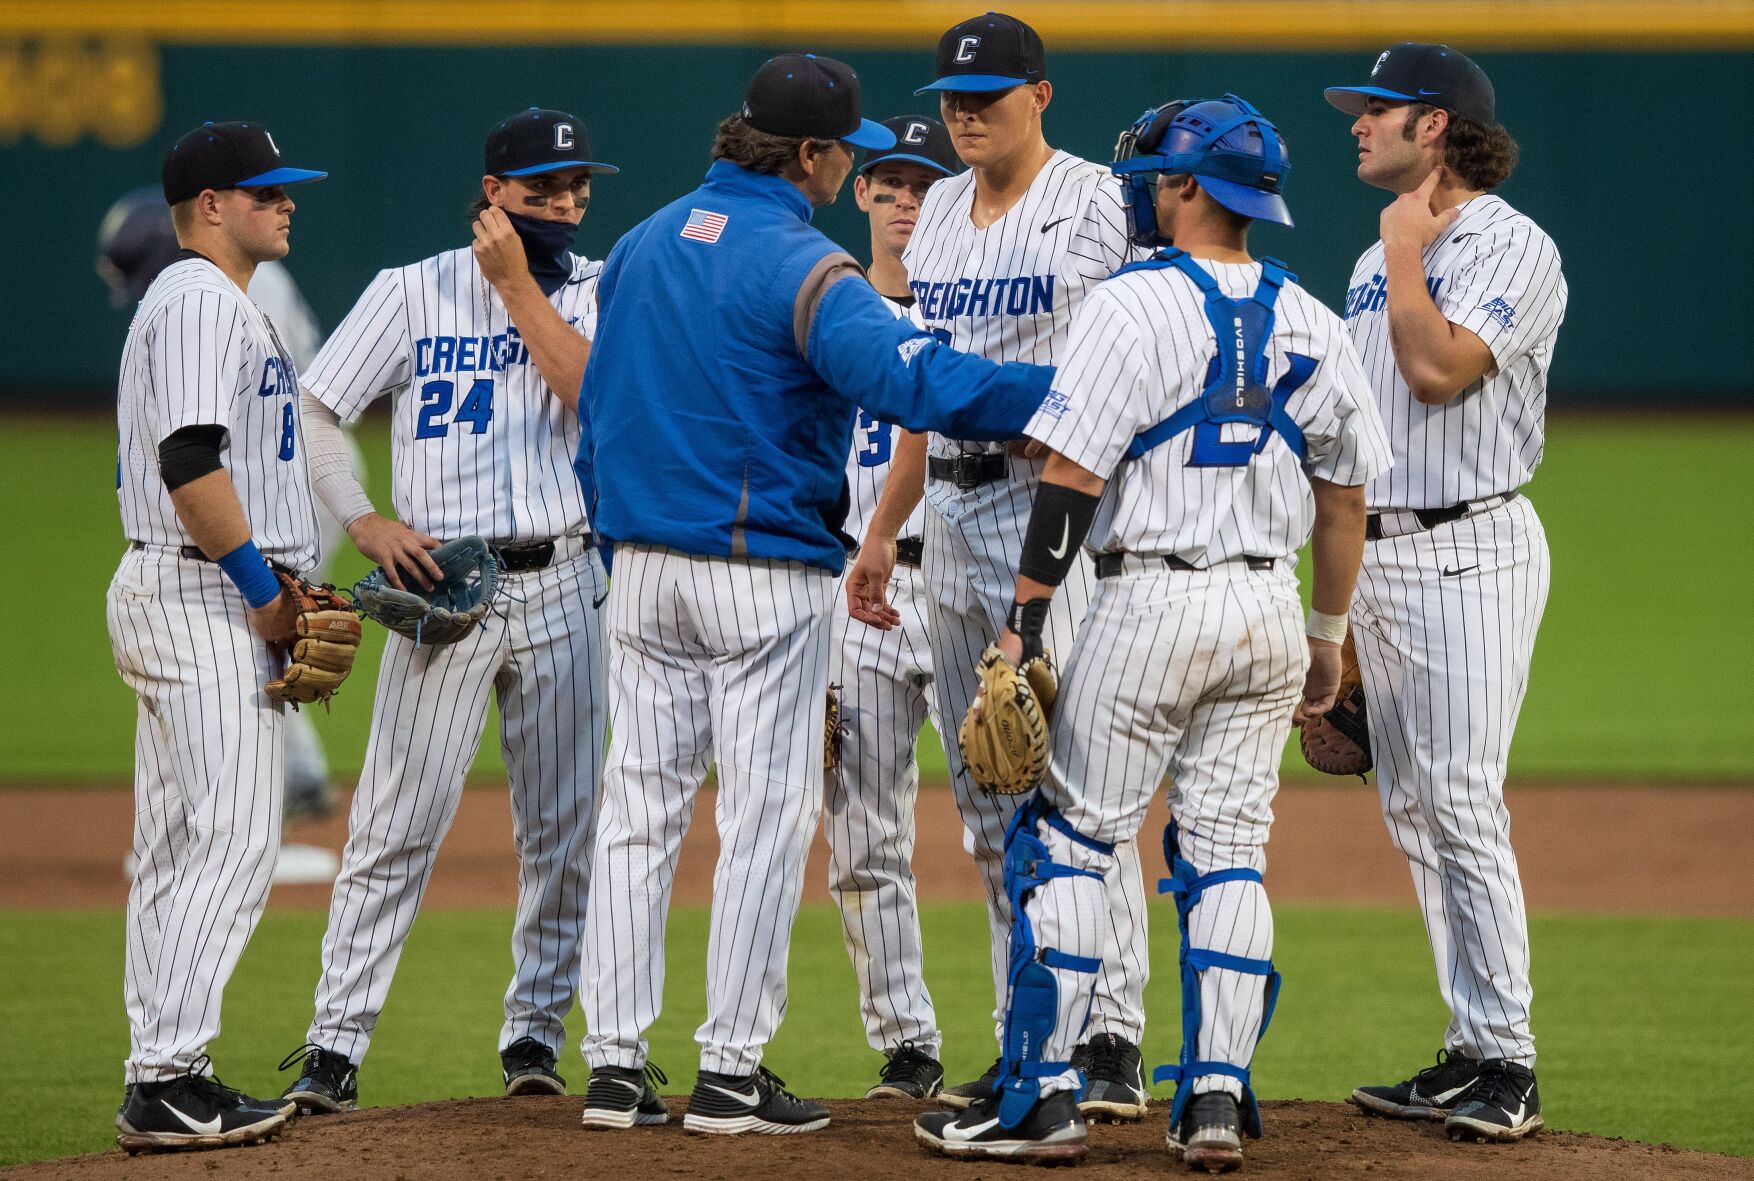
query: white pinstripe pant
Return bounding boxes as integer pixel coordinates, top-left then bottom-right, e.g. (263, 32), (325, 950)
(826, 563), (941, 1055)
(1026, 564), (1305, 1098)
(1353, 495), (1550, 1065)
(109, 548), (288, 1083)
(922, 479), (1150, 1045)
(308, 546), (607, 1062)
(581, 545), (832, 1076)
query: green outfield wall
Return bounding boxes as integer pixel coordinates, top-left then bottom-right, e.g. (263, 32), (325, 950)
(1, 5), (1750, 402)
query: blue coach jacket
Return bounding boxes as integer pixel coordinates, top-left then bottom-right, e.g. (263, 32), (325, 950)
(575, 160), (1051, 573)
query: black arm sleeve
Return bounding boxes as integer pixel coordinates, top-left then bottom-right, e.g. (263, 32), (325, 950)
(158, 424), (227, 491)
(1016, 481), (1102, 587)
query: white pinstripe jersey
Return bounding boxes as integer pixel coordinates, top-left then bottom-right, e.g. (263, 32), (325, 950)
(303, 245), (600, 541)
(843, 294), (928, 543)
(1027, 259), (1393, 564)
(1342, 194), (1567, 510)
(116, 255), (320, 568)
(901, 150), (1142, 500)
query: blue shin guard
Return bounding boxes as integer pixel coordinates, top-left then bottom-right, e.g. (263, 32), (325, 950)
(995, 794), (1111, 1129)
(1152, 822), (1281, 1138)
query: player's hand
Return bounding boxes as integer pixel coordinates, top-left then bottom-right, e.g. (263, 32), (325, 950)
(995, 628), (1025, 666)
(472, 207), (530, 291)
(846, 538), (902, 629)
(1006, 438), (1046, 459)
(247, 585), (301, 647)
(1294, 637), (1343, 726)
(1380, 167), (1460, 252)
(347, 512), (444, 591)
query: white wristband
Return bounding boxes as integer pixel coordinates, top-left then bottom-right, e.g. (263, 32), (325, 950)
(1305, 609), (1348, 645)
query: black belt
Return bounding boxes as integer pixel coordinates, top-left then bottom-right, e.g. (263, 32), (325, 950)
(491, 533), (593, 574)
(894, 537), (924, 569)
(928, 452), (1008, 489)
(1094, 552), (1274, 579)
(131, 541), (297, 576)
(1365, 493), (1518, 542)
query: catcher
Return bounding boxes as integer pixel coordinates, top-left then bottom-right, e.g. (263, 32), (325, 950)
(921, 95), (1391, 1168)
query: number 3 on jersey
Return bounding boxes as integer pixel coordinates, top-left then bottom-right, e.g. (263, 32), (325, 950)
(856, 411), (892, 467)
(416, 378), (494, 439)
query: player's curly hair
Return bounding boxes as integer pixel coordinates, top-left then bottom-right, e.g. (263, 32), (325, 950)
(711, 112), (838, 178)
(1403, 103), (1520, 190)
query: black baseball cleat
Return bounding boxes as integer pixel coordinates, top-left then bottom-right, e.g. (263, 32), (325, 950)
(278, 1043), (358, 1114)
(1351, 1049), (1483, 1120)
(1074, 1032), (1148, 1121)
(501, 1036), (567, 1096)
(1168, 1091), (1245, 1174)
(581, 1062), (670, 1129)
(914, 1089), (1088, 1163)
(116, 1062), (290, 1154)
(1445, 1060), (1543, 1142)
(938, 1056), (1001, 1109)
(868, 1040), (945, 1100)
(683, 1066), (829, 1135)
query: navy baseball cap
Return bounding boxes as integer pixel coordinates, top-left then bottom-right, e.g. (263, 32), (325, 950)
(161, 121), (326, 206)
(486, 108), (619, 177)
(916, 11), (1046, 94)
(1325, 43), (1496, 126)
(96, 187), (181, 306)
(744, 53), (894, 149)
(859, 116), (960, 177)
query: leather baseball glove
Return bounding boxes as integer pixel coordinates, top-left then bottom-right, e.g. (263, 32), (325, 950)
(1299, 632), (1372, 776)
(824, 683), (847, 774)
(958, 644), (1057, 795)
(265, 574), (362, 708)
(353, 535), (499, 647)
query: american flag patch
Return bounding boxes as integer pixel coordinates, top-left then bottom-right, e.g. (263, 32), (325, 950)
(680, 208), (728, 244)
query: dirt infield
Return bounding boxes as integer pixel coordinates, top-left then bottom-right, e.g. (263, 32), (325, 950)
(8, 1096), (1752, 1180)
(4, 782), (1750, 915)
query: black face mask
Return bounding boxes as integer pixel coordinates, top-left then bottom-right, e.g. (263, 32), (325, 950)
(505, 211), (580, 296)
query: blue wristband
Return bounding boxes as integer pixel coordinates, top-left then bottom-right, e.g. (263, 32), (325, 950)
(215, 540), (281, 609)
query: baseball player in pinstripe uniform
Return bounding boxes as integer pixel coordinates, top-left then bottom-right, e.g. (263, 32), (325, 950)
(100, 188), (357, 885)
(572, 54), (1052, 1137)
(846, 12), (1152, 1117)
(108, 120), (327, 1153)
(277, 107), (619, 1111)
(917, 94), (1392, 1168)
(1325, 45), (1567, 1144)
(829, 114), (961, 1100)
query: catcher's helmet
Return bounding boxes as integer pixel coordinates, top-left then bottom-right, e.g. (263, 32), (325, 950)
(97, 186), (180, 307)
(1111, 93), (1293, 245)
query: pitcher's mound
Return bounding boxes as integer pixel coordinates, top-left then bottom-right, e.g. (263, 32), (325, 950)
(11, 1097), (1752, 1179)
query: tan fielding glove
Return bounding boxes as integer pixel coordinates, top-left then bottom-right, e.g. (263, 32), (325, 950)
(1299, 631), (1372, 776)
(265, 575), (362, 708)
(958, 644), (1057, 795)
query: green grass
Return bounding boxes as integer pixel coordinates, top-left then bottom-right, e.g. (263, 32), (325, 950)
(3, 901), (1750, 1165)
(3, 412), (1752, 780)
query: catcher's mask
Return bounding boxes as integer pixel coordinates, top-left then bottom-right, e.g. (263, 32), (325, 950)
(1111, 93), (1293, 246)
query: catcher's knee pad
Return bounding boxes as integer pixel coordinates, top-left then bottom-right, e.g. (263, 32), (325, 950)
(995, 794), (1111, 1129)
(1153, 822), (1281, 1139)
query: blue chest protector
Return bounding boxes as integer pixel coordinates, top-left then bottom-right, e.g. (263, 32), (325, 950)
(1117, 248), (1313, 468)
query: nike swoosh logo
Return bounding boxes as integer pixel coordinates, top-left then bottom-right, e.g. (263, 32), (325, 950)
(1047, 517), (1070, 559)
(706, 1082), (760, 1105)
(592, 589), (609, 609)
(611, 1078), (644, 1094)
(1039, 216), (1072, 234)
(1451, 233), (1479, 244)
(160, 1100), (221, 1135)
(946, 1116), (1002, 1141)
(1430, 1081), (1476, 1103)
(566, 275), (590, 285)
(1441, 564), (1479, 577)
(1418, 88), (1442, 97)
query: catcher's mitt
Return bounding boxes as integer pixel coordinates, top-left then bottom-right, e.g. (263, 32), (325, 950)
(353, 535), (499, 647)
(1299, 632), (1372, 776)
(958, 644), (1058, 795)
(265, 574), (362, 708)
(824, 684), (847, 774)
